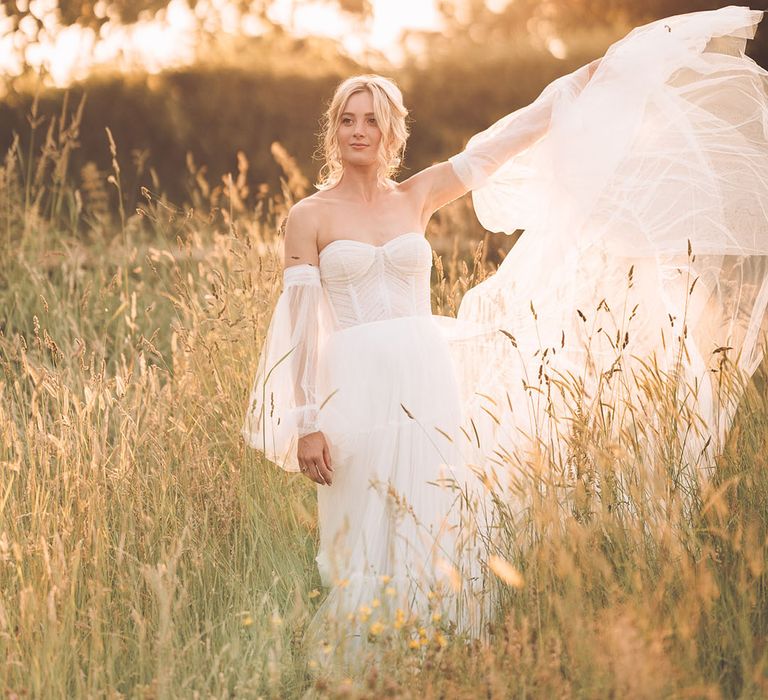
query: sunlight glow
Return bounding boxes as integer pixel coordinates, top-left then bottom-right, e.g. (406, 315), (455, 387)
(0, 0), (446, 88)
(266, 0), (444, 63)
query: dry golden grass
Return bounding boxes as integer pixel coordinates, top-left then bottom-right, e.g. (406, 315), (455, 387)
(1, 101), (767, 699)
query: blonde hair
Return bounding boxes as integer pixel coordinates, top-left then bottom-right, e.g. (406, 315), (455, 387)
(314, 74), (410, 191)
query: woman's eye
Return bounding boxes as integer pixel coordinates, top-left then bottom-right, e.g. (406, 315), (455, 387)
(368, 118), (377, 125)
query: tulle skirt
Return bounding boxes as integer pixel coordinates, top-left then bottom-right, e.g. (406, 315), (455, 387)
(304, 314), (494, 668)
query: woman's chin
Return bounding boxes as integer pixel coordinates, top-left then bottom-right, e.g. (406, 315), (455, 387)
(342, 152), (377, 167)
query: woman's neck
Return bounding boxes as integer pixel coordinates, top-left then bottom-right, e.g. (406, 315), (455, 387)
(336, 166), (388, 203)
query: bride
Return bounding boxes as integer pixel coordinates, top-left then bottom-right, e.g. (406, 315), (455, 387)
(243, 5), (768, 668)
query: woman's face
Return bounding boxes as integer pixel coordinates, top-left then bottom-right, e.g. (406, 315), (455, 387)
(336, 89), (382, 167)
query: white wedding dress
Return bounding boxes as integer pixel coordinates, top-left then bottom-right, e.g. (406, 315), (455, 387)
(242, 6), (768, 667)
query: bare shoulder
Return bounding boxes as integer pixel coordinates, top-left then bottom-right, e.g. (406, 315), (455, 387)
(286, 193), (324, 224)
(284, 196), (322, 267)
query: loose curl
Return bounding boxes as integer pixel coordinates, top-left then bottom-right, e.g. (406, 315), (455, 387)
(314, 74), (410, 191)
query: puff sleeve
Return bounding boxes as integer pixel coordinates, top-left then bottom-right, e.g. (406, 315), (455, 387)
(242, 263), (331, 472)
(448, 59), (598, 193)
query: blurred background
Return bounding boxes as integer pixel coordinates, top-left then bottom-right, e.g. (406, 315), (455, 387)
(1, 0), (766, 213)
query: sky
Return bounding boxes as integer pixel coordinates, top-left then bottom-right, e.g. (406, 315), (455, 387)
(0, 0), (463, 87)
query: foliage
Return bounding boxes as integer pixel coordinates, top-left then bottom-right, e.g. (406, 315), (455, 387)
(1, 85), (767, 699)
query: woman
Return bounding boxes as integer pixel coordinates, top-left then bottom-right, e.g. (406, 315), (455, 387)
(243, 5), (768, 668)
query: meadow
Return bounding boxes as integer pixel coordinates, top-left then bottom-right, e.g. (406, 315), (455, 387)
(1, 95), (767, 699)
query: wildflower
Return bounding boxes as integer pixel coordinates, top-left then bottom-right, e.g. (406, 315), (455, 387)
(408, 638), (420, 649)
(358, 604), (372, 622)
(369, 621), (386, 635)
(385, 586), (396, 597)
(394, 608), (406, 630)
(242, 615), (253, 627)
(379, 574), (392, 584)
(431, 611), (442, 622)
(371, 598), (381, 608)
(334, 577), (350, 588)
(309, 588), (321, 599)
(434, 632), (447, 648)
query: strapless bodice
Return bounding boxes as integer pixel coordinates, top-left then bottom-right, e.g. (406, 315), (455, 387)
(319, 232), (433, 329)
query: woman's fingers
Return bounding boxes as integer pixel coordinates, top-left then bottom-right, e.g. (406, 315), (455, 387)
(307, 466), (321, 485)
(322, 443), (333, 471)
(299, 457), (319, 485)
(299, 446), (333, 485)
(303, 459), (329, 485)
(316, 459), (333, 486)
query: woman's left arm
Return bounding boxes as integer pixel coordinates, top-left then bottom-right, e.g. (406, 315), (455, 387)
(410, 58), (601, 216)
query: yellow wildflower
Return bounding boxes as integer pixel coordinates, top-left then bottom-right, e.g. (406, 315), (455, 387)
(369, 621), (386, 635)
(371, 598), (381, 608)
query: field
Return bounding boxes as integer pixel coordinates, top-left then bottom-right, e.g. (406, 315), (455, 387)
(1, 98), (767, 699)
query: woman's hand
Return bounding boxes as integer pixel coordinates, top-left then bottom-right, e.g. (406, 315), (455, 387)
(297, 431), (334, 486)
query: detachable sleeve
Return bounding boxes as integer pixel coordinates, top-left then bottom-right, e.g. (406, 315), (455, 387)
(242, 263), (331, 472)
(448, 60), (598, 192)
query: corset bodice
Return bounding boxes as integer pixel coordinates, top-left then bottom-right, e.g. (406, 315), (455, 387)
(319, 232), (433, 329)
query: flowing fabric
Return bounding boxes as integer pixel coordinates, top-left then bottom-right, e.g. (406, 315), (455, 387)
(446, 5), (768, 486)
(242, 5), (768, 672)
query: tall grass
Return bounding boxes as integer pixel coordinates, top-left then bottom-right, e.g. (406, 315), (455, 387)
(1, 100), (766, 699)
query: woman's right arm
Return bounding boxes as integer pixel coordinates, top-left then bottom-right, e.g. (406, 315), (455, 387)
(242, 200), (333, 485)
(283, 203), (334, 486)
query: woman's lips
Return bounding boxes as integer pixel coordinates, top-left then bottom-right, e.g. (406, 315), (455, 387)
(351, 144), (368, 149)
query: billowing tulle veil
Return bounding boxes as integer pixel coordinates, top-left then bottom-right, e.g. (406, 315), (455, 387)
(439, 5), (768, 488)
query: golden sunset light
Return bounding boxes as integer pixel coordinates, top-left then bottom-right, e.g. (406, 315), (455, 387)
(0, 0), (456, 87)
(2, 3), (768, 694)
